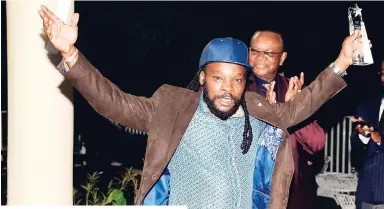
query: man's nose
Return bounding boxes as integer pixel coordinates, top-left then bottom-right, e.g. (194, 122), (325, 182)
(221, 80), (234, 92)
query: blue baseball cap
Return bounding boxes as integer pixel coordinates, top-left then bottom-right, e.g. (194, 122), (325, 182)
(199, 37), (253, 71)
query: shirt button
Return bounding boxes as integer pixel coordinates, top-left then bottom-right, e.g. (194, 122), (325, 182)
(61, 67), (68, 73)
(152, 174), (158, 181)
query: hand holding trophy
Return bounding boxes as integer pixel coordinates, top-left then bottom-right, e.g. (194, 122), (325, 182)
(348, 4), (374, 66)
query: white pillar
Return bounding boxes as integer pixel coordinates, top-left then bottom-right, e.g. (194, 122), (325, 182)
(7, 0), (75, 205)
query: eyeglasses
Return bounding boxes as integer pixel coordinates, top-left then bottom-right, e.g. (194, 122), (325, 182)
(249, 47), (283, 58)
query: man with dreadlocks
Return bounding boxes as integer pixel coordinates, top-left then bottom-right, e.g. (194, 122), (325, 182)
(40, 5), (367, 209)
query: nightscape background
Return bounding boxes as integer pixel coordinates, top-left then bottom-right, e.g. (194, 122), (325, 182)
(2, 1), (384, 207)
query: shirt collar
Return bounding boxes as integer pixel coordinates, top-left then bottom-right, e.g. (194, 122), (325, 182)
(252, 74), (278, 93)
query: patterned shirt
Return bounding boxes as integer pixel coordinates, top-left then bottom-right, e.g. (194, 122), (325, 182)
(167, 93), (267, 209)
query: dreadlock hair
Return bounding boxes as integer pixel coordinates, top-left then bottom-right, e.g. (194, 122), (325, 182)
(240, 92), (253, 154)
(187, 68), (203, 92)
(186, 67), (254, 154)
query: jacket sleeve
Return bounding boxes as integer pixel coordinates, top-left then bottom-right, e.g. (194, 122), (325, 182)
(350, 104), (370, 171)
(292, 120), (325, 154)
(57, 51), (165, 133)
(272, 67), (347, 129)
(350, 131), (368, 172)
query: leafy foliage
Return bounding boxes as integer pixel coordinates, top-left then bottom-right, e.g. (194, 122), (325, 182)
(74, 167), (140, 205)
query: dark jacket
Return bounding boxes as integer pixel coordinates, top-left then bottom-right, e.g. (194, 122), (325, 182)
(351, 94), (384, 208)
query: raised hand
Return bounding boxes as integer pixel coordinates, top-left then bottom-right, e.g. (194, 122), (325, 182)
(38, 5), (79, 56)
(335, 30), (372, 69)
(263, 81), (276, 104)
(285, 72), (304, 102)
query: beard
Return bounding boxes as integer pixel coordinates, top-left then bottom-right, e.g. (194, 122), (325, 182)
(202, 83), (242, 120)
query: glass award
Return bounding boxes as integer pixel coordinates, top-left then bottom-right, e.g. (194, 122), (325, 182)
(348, 4), (373, 66)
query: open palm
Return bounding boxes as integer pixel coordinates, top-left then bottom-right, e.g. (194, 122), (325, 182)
(39, 5), (79, 53)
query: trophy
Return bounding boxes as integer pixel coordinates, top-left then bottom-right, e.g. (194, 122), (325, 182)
(348, 4), (374, 66)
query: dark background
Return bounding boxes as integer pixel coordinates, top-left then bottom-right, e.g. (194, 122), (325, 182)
(1, 1), (384, 205)
(72, 1), (384, 170)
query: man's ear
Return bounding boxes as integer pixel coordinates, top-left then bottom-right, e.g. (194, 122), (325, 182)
(199, 70), (205, 86)
(279, 52), (288, 66)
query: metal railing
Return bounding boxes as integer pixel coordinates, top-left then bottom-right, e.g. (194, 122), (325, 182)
(324, 116), (354, 174)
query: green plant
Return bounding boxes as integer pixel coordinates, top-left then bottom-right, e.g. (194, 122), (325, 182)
(74, 167), (140, 205)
